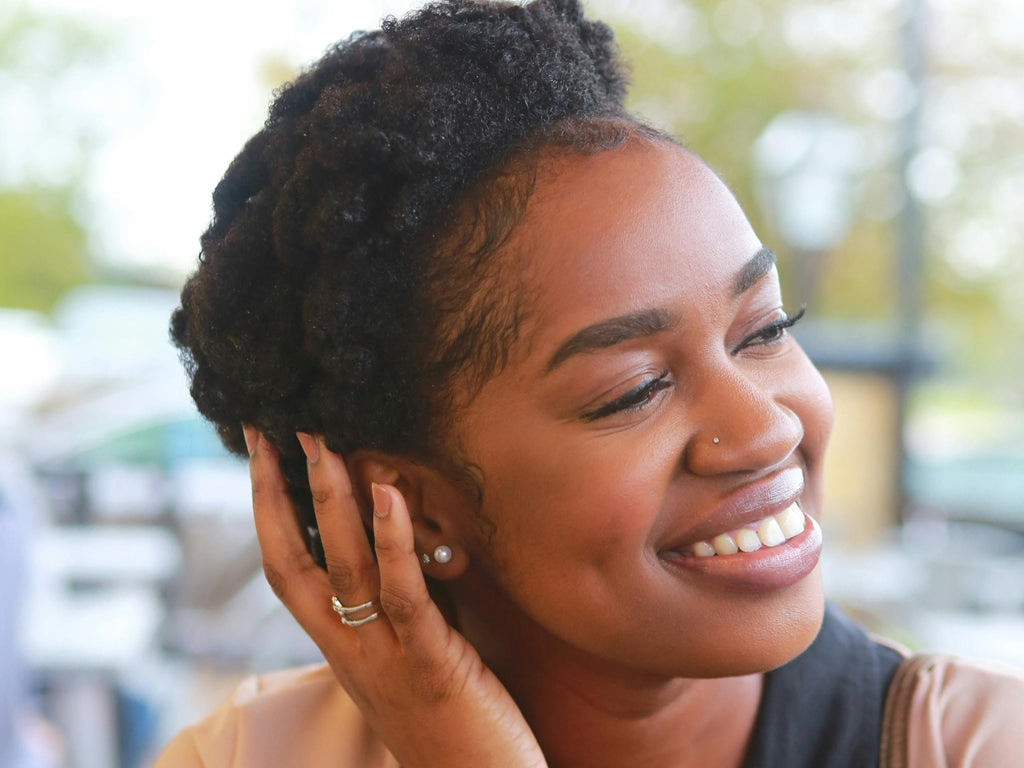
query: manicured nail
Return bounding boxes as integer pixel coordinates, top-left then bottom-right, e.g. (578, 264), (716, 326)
(296, 432), (319, 464)
(242, 424), (257, 455)
(371, 483), (392, 519)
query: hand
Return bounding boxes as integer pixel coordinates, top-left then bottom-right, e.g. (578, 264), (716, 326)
(243, 427), (548, 768)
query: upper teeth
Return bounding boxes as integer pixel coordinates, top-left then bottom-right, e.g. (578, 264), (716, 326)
(684, 502), (806, 557)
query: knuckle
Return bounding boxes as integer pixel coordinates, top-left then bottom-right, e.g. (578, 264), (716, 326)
(379, 585), (419, 625)
(408, 660), (461, 703)
(262, 562), (288, 600)
(373, 534), (412, 560)
(324, 557), (362, 596)
(373, 536), (396, 556)
(250, 475), (284, 502)
(289, 549), (319, 577)
(250, 478), (267, 501)
(310, 485), (334, 506)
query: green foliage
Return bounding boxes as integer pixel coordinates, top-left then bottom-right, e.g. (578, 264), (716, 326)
(611, 1), (856, 310)
(0, 188), (93, 311)
(0, 3), (112, 77)
(607, 0), (1022, 379)
(0, 3), (111, 311)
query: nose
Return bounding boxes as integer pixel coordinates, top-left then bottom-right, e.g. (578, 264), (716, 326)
(683, 364), (803, 476)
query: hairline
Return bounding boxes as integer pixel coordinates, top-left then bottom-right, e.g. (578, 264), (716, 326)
(423, 121), (683, 501)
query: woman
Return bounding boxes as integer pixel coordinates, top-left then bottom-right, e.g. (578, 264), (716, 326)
(157, 1), (1024, 766)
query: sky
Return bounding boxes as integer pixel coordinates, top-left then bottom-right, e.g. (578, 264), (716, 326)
(14, 0), (428, 277)
(9, 0), (1024, 294)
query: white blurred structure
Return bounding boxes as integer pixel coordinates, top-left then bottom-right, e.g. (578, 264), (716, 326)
(0, 310), (62, 441)
(0, 449), (62, 768)
(4, 285), (282, 767)
(50, 286), (182, 384)
(752, 110), (865, 256)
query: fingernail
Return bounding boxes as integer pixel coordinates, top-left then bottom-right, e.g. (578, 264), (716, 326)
(242, 424), (257, 455)
(371, 483), (392, 519)
(296, 432), (319, 464)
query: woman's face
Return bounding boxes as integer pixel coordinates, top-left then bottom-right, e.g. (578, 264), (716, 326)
(447, 139), (833, 679)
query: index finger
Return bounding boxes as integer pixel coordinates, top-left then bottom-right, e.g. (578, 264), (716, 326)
(296, 432), (385, 631)
(244, 426), (342, 644)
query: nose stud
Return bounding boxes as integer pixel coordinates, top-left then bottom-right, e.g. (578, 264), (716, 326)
(712, 437), (721, 445)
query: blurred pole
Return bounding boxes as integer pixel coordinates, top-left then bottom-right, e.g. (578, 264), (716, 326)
(895, 0), (928, 523)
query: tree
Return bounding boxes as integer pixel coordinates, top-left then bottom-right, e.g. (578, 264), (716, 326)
(0, 3), (111, 311)
(602, 0), (1024, 380)
(0, 188), (91, 311)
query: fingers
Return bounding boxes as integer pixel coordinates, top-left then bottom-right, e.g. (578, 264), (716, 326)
(244, 426), (340, 644)
(297, 433), (384, 628)
(372, 483), (450, 655)
(249, 426), (449, 663)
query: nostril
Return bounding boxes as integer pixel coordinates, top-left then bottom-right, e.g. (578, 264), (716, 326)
(685, 404), (803, 477)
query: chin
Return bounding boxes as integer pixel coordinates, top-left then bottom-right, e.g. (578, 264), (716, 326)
(683, 571), (827, 679)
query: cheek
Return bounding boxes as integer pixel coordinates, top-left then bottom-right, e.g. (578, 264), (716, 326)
(469, 421), (673, 575)
(796, 360), (834, 460)
(782, 355), (834, 502)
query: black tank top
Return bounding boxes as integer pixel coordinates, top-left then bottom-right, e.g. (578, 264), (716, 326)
(742, 605), (904, 768)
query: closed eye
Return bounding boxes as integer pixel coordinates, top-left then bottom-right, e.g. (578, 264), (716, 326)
(580, 371), (672, 422)
(731, 306), (806, 355)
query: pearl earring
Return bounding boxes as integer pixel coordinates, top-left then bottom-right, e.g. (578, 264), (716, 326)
(420, 545), (452, 565)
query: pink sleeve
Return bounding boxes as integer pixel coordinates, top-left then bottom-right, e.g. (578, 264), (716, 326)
(152, 729), (205, 768)
(150, 664), (399, 768)
(907, 655), (1024, 767)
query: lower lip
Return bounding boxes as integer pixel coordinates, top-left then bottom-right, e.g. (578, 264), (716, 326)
(659, 514), (823, 594)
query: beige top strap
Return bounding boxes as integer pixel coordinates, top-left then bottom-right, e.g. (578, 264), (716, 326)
(879, 654), (939, 768)
(879, 651), (1024, 768)
(153, 664), (398, 768)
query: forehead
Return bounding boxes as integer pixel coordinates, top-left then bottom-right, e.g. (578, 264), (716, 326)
(507, 140), (763, 369)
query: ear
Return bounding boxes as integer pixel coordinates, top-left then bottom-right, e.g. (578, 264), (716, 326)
(346, 450), (475, 580)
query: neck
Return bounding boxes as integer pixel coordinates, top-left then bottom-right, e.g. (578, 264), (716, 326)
(450, 580), (763, 768)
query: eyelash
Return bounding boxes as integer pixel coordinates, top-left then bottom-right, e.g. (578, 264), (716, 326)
(581, 371), (672, 423)
(580, 307), (807, 422)
(730, 306), (806, 355)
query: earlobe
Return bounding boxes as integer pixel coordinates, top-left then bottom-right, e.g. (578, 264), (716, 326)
(419, 542), (469, 580)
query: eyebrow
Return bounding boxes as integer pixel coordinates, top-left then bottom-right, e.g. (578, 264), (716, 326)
(545, 308), (675, 374)
(544, 246), (777, 374)
(732, 246), (776, 297)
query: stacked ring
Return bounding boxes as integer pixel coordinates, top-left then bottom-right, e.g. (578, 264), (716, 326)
(331, 595), (381, 627)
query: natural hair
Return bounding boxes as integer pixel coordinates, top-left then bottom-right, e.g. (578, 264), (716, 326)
(170, 0), (660, 556)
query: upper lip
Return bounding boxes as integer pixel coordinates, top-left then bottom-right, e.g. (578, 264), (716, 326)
(660, 466), (805, 551)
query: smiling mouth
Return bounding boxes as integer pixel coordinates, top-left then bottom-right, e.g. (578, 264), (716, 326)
(668, 502), (807, 558)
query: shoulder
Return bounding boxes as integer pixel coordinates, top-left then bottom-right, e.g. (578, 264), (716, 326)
(153, 663), (398, 768)
(905, 654), (1024, 767)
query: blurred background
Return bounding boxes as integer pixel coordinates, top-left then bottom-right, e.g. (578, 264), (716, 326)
(1, 0), (1022, 765)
